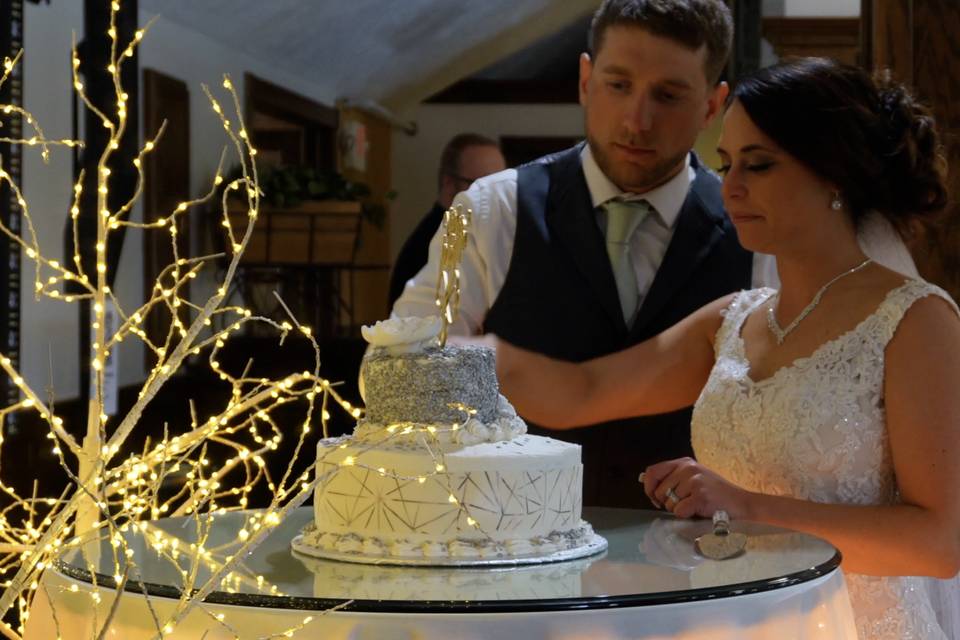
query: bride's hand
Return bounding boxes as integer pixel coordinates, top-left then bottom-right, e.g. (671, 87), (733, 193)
(641, 458), (755, 520)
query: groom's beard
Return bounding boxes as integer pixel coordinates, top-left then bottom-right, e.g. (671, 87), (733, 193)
(587, 133), (688, 194)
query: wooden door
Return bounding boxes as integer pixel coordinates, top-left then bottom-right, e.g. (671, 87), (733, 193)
(142, 68), (190, 367)
(862, 0), (960, 300)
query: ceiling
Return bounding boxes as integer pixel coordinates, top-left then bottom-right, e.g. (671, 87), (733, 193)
(139, 0), (598, 111)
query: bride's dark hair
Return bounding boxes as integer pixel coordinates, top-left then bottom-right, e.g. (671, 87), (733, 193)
(730, 57), (947, 227)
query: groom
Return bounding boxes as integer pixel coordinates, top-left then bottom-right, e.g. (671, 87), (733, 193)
(392, 0), (746, 509)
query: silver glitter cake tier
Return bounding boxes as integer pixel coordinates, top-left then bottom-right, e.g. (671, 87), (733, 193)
(361, 345), (498, 424)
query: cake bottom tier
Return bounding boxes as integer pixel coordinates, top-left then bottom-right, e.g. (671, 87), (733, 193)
(291, 520), (606, 566)
(297, 434), (606, 565)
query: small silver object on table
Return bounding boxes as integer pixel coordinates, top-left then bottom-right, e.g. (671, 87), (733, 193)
(695, 510), (748, 560)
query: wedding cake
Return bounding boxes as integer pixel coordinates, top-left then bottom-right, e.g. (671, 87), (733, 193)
(292, 316), (606, 566)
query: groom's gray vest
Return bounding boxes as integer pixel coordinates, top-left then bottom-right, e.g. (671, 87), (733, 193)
(484, 145), (752, 509)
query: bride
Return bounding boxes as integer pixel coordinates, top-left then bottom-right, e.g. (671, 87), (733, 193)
(492, 58), (959, 639)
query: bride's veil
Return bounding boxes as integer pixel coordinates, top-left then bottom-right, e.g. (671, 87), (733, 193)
(925, 574), (960, 639)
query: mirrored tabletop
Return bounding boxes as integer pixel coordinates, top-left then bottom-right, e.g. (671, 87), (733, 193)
(56, 507), (840, 613)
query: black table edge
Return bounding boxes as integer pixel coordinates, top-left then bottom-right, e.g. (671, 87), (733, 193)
(53, 550), (842, 614)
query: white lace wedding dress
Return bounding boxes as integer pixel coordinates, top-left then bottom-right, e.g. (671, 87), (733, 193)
(692, 280), (960, 640)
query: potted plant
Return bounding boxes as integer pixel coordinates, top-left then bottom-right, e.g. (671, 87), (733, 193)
(222, 165), (395, 265)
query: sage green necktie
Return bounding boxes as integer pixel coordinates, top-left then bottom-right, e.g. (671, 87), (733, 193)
(603, 199), (650, 324)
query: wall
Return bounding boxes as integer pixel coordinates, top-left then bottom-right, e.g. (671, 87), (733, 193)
(138, 15), (337, 340)
(339, 107), (393, 327)
(390, 103), (584, 262)
(21, 2), (86, 402)
(18, 6), (337, 401)
(782, 0), (858, 17)
(139, 15), (337, 210)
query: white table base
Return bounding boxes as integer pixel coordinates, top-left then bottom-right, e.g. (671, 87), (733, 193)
(26, 567), (857, 640)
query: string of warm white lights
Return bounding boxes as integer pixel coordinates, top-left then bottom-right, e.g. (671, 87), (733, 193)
(0, 52), (84, 165)
(0, 4), (496, 638)
(0, 3), (368, 637)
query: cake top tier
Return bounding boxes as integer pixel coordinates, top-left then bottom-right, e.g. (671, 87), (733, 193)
(361, 343), (499, 425)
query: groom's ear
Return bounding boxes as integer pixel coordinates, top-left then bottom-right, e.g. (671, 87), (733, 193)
(703, 81), (729, 129)
(579, 53), (593, 108)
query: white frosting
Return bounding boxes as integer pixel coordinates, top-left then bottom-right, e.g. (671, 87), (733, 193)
(360, 316), (441, 355)
(361, 538), (386, 556)
(317, 434), (579, 476)
(352, 394), (527, 446)
(311, 434), (584, 558)
(422, 541), (447, 557)
(336, 536), (363, 554)
(449, 541), (481, 558)
(505, 539), (535, 556)
(299, 521), (597, 561)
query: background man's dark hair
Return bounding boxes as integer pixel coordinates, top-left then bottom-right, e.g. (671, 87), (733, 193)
(588, 0), (733, 85)
(437, 133), (500, 190)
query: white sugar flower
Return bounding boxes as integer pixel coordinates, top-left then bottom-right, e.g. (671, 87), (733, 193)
(361, 316), (441, 353)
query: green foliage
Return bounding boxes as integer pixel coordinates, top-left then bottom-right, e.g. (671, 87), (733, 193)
(226, 165), (395, 228)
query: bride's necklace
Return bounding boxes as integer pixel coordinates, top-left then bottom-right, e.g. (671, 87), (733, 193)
(767, 258), (873, 345)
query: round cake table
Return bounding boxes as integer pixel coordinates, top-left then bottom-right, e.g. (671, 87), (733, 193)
(25, 507), (857, 639)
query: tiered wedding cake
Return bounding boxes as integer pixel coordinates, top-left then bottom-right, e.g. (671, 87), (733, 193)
(292, 316), (605, 566)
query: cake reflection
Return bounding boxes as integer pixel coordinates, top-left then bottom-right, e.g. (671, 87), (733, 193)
(293, 548), (604, 601)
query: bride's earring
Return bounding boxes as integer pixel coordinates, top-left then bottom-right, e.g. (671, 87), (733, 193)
(831, 191), (843, 211)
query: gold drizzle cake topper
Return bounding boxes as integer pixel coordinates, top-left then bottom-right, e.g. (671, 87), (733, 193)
(435, 203), (471, 347)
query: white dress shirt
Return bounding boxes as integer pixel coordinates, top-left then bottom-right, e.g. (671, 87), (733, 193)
(392, 147), (917, 335)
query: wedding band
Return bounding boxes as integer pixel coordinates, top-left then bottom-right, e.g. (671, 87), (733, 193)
(665, 487), (680, 504)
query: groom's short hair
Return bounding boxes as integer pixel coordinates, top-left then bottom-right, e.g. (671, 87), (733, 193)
(589, 0), (733, 85)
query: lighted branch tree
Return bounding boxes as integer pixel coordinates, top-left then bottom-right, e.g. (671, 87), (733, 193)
(0, 5), (362, 638)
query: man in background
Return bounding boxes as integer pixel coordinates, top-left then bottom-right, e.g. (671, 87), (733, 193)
(388, 133), (506, 306)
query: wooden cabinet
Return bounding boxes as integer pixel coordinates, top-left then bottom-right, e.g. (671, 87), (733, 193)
(228, 199), (362, 266)
(762, 17), (860, 65)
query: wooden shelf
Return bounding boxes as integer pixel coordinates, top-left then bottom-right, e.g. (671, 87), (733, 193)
(762, 17), (860, 65)
(228, 199), (362, 266)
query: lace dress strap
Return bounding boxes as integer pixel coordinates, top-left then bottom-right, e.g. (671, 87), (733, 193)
(870, 280), (960, 640)
(714, 288), (775, 358)
(870, 279), (960, 347)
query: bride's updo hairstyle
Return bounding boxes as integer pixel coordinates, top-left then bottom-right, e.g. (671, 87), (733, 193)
(730, 57), (947, 227)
